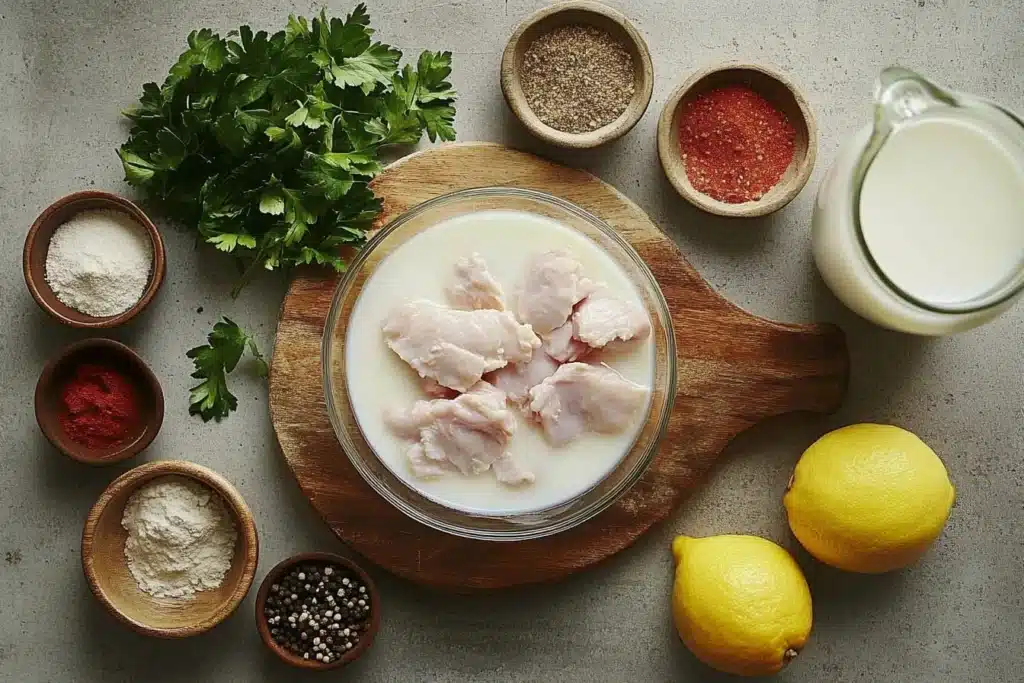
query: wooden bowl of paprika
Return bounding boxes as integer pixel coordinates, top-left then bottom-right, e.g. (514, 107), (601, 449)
(35, 338), (164, 465)
(657, 62), (818, 218)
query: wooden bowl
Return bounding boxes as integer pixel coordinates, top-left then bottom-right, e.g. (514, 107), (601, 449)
(501, 0), (654, 149)
(255, 552), (381, 670)
(81, 460), (259, 638)
(23, 190), (166, 327)
(657, 62), (818, 217)
(35, 338), (164, 465)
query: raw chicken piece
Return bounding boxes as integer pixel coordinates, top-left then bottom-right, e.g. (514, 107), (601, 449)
(407, 448), (450, 478)
(385, 399), (440, 441)
(572, 287), (651, 348)
(447, 253), (505, 311)
(420, 378), (457, 400)
(383, 300), (541, 392)
(516, 251), (595, 334)
(492, 454), (535, 486)
(542, 320), (591, 363)
(488, 351), (560, 405)
(528, 363), (649, 446)
(385, 382), (533, 485)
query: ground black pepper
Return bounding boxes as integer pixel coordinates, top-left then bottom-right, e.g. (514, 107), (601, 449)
(263, 562), (372, 664)
(520, 24), (636, 134)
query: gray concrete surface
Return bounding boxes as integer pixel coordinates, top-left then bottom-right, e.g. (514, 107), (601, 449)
(1, 1), (1021, 681)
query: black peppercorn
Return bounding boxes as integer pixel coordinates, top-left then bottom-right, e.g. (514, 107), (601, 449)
(264, 560), (372, 664)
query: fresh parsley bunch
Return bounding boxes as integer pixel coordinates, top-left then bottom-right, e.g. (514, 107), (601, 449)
(119, 5), (456, 294)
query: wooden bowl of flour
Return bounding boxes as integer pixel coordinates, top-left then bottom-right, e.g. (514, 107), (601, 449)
(23, 190), (166, 328)
(81, 460), (258, 638)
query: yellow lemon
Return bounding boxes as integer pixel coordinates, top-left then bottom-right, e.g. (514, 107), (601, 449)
(784, 423), (955, 574)
(671, 535), (812, 677)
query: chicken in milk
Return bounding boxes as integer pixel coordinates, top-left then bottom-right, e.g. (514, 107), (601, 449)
(345, 209), (656, 514)
(381, 249), (652, 488)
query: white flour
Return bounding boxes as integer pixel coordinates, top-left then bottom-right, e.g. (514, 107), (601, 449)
(44, 209), (152, 317)
(121, 476), (238, 599)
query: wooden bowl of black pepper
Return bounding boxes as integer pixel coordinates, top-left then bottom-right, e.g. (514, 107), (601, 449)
(256, 552), (381, 670)
(657, 62), (818, 218)
(501, 0), (654, 149)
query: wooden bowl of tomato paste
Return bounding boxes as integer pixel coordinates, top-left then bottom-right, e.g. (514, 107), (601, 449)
(35, 338), (164, 464)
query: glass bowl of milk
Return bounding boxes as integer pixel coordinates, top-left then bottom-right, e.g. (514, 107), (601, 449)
(812, 67), (1024, 334)
(322, 188), (676, 541)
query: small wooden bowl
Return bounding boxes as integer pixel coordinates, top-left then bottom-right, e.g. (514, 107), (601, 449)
(82, 460), (259, 638)
(23, 190), (166, 327)
(657, 62), (818, 217)
(255, 552), (381, 670)
(35, 338), (164, 465)
(501, 0), (654, 149)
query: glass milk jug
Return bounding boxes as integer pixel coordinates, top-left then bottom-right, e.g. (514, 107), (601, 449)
(812, 67), (1024, 335)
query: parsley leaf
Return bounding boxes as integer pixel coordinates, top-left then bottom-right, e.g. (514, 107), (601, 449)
(330, 43), (401, 89)
(119, 4), (457, 294)
(187, 317), (268, 421)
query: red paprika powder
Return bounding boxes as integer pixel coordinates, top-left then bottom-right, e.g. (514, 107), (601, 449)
(59, 364), (140, 449)
(678, 84), (795, 204)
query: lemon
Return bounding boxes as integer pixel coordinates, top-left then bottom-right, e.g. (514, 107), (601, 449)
(671, 535), (813, 677)
(784, 423), (955, 574)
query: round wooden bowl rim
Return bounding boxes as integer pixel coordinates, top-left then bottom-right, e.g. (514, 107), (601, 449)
(656, 61), (819, 217)
(23, 190), (166, 328)
(500, 0), (654, 149)
(81, 460), (259, 638)
(34, 338), (164, 465)
(254, 552), (381, 670)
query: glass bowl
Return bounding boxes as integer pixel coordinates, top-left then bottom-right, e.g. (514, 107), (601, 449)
(322, 188), (676, 541)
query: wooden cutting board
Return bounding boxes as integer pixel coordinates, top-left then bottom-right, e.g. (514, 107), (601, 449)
(269, 143), (848, 590)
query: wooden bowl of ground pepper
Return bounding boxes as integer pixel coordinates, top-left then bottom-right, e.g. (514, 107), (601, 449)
(255, 552), (381, 670)
(657, 62), (818, 218)
(35, 338), (163, 464)
(501, 1), (654, 149)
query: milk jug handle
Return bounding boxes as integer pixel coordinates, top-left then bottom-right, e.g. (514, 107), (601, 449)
(873, 67), (955, 131)
(853, 68), (956, 186)
(849, 68), (955, 286)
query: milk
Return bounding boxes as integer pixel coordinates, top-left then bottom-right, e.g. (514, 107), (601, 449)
(813, 116), (1024, 334)
(858, 116), (1024, 307)
(344, 210), (655, 515)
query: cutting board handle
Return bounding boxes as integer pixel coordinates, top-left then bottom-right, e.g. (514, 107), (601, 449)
(670, 311), (848, 449)
(647, 237), (848, 436)
(728, 318), (848, 418)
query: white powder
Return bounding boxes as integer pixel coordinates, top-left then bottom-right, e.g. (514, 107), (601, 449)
(121, 476), (238, 599)
(45, 209), (153, 317)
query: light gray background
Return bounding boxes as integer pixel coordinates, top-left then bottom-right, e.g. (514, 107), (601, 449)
(1, 1), (1021, 681)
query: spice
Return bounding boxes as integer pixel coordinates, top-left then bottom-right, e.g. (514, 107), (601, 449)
(45, 209), (152, 317)
(122, 476), (238, 599)
(263, 561), (372, 664)
(520, 24), (635, 134)
(59, 364), (140, 449)
(678, 85), (796, 203)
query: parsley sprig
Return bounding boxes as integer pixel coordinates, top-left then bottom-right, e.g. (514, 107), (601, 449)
(188, 318), (268, 421)
(119, 5), (457, 295)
